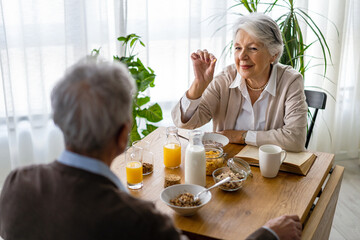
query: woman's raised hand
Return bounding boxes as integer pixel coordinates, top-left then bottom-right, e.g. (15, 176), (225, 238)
(187, 49), (217, 99)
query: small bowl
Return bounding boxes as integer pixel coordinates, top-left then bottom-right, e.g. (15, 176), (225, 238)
(160, 184), (212, 216)
(227, 158), (252, 177)
(202, 132), (229, 147)
(212, 167), (247, 191)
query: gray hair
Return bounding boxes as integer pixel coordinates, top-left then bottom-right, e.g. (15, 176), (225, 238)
(51, 60), (135, 153)
(233, 13), (283, 63)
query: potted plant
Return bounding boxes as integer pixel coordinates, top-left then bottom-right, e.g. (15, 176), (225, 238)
(92, 34), (163, 145)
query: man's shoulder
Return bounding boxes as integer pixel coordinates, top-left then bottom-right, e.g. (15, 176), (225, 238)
(94, 189), (182, 239)
(3, 162), (55, 186)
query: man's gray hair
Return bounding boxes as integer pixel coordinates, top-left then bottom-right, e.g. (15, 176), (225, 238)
(51, 60), (135, 153)
(233, 13), (283, 63)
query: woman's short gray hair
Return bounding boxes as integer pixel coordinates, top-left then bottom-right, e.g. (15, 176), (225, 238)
(233, 13), (283, 63)
(51, 60), (135, 153)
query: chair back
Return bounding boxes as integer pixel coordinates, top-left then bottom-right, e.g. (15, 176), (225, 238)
(305, 90), (327, 148)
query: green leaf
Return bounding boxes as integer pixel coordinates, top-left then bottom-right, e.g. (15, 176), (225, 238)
(250, 0), (257, 12)
(295, 9), (332, 76)
(264, 0), (279, 13)
(148, 67), (154, 74)
(91, 48), (101, 57)
(141, 124), (158, 136)
(241, 0), (253, 13)
(136, 96), (150, 107)
(137, 103), (163, 122)
(130, 121), (141, 145)
(138, 75), (156, 92)
(117, 36), (127, 42)
(130, 37), (138, 48)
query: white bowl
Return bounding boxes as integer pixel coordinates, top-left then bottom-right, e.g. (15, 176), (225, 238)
(160, 184), (212, 216)
(203, 132), (229, 147)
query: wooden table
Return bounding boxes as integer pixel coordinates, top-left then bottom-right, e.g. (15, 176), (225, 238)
(111, 127), (344, 240)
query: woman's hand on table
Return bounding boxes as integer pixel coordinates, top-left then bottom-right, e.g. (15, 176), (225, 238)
(218, 130), (247, 144)
(187, 49), (217, 99)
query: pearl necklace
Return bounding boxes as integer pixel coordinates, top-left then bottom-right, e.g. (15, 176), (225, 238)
(246, 80), (269, 91)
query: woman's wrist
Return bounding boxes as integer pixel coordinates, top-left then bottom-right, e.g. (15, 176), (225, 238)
(187, 81), (207, 99)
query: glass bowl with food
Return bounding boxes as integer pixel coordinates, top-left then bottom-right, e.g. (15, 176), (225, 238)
(212, 167), (247, 191)
(205, 145), (227, 176)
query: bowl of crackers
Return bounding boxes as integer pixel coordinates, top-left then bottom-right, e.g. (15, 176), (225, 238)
(160, 184), (212, 216)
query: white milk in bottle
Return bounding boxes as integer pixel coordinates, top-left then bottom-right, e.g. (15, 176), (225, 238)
(185, 130), (206, 186)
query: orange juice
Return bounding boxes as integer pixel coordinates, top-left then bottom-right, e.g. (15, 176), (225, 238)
(163, 143), (181, 168)
(126, 161), (143, 184)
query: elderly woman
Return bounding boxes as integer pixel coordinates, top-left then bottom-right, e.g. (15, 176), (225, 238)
(172, 13), (308, 152)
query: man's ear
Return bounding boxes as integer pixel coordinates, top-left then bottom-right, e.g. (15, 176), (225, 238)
(116, 122), (131, 154)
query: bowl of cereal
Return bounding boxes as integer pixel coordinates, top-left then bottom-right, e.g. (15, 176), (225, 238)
(160, 184), (212, 216)
(212, 167), (247, 191)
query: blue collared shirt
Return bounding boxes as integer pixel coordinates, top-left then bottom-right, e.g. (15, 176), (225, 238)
(57, 150), (128, 193)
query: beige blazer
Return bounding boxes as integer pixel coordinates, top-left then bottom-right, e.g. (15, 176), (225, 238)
(172, 63), (308, 152)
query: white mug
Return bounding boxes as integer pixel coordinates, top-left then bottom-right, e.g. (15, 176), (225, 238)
(259, 145), (287, 178)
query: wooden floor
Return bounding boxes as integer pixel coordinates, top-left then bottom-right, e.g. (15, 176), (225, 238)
(329, 158), (360, 240)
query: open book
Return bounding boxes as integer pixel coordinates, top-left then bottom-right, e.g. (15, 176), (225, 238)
(234, 145), (317, 176)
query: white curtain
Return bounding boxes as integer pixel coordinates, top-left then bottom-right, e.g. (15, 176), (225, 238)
(300, 0), (360, 161)
(333, 0), (360, 161)
(0, 0), (121, 186)
(125, 0), (234, 128)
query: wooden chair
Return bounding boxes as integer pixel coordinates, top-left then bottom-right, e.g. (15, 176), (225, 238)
(305, 90), (327, 148)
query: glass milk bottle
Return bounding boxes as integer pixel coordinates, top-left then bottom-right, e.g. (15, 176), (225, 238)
(163, 126), (181, 168)
(185, 130), (206, 186)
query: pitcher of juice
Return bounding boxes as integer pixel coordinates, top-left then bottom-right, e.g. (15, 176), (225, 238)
(163, 126), (181, 168)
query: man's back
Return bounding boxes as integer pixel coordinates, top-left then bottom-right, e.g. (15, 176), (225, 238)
(0, 161), (180, 240)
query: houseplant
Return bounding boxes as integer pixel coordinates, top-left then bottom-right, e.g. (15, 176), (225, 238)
(115, 34), (163, 144)
(92, 34), (163, 145)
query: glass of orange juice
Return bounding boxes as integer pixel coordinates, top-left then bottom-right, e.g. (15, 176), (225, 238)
(126, 146), (143, 189)
(163, 127), (181, 168)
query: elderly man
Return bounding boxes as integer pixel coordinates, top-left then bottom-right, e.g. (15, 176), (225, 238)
(0, 61), (301, 240)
